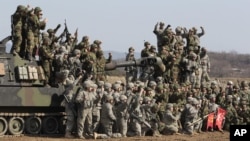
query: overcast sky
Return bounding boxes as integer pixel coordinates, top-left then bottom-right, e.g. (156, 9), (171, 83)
(1, 0), (250, 54)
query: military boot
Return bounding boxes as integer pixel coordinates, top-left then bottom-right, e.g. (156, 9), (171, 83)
(65, 132), (74, 138)
(93, 132), (98, 140)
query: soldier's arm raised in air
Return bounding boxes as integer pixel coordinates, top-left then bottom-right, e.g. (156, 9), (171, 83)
(197, 26), (205, 37)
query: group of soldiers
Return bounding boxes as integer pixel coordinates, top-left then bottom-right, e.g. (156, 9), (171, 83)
(10, 5), (250, 140)
(11, 5), (112, 87)
(126, 21), (209, 90)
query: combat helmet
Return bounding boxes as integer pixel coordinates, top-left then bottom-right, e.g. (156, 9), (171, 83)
(17, 5), (26, 12)
(175, 26), (182, 33)
(34, 7), (42, 13)
(128, 47), (134, 52)
(120, 95), (127, 101)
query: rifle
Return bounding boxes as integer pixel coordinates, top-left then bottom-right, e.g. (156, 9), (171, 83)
(64, 19), (70, 36)
(131, 112), (153, 130)
(64, 94), (77, 116)
(187, 112), (214, 127)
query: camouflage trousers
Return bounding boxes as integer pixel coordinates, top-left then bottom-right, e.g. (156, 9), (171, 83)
(65, 103), (76, 133)
(12, 29), (22, 53)
(77, 107), (93, 136)
(117, 118), (128, 137)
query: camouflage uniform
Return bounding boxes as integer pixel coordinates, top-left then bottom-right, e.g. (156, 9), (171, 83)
(199, 47), (210, 83)
(39, 37), (54, 86)
(100, 95), (121, 138)
(162, 103), (181, 135)
(26, 7), (47, 60)
(153, 22), (166, 52)
(125, 47), (138, 83)
(115, 95), (129, 137)
(140, 42), (151, 57)
(83, 44), (97, 81)
(183, 98), (202, 135)
(11, 5), (26, 55)
(183, 52), (199, 88)
(61, 70), (81, 138)
(96, 50), (110, 82)
(92, 81), (104, 132)
(127, 96), (144, 136)
(75, 80), (96, 139)
(68, 49), (81, 78)
(224, 95), (240, 131)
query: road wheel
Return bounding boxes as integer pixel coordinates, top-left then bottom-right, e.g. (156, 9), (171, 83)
(25, 117), (42, 134)
(8, 117), (24, 135)
(42, 116), (58, 134)
(0, 117), (8, 136)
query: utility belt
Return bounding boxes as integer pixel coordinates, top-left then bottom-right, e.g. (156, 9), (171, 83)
(82, 100), (93, 109)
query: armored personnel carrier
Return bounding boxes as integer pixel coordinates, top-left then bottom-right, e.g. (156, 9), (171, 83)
(0, 36), (65, 136)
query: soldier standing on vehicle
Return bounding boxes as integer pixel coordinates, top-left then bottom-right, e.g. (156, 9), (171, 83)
(96, 50), (111, 82)
(125, 47), (138, 84)
(11, 5), (27, 56)
(39, 37), (54, 87)
(199, 47), (210, 84)
(83, 44), (97, 81)
(26, 6), (47, 61)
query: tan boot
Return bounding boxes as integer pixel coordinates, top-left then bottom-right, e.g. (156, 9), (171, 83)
(94, 132), (98, 140)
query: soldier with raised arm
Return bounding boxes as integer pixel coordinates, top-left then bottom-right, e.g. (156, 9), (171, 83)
(26, 6), (47, 61)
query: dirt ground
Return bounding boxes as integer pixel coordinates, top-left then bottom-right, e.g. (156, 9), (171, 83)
(1, 131), (229, 141)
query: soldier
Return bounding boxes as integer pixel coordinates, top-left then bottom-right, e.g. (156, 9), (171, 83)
(11, 5), (27, 56)
(94, 95), (121, 139)
(183, 52), (199, 88)
(93, 39), (102, 51)
(162, 103), (181, 135)
(153, 22), (171, 53)
(39, 37), (54, 86)
(140, 41), (151, 58)
(75, 35), (90, 51)
(125, 47), (138, 84)
(127, 96), (144, 137)
(92, 81), (105, 132)
(75, 80), (96, 139)
(183, 98), (202, 135)
(225, 81), (234, 95)
(148, 45), (157, 57)
(239, 81), (250, 105)
(68, 49), (81, 78)
(174, 26), (185, 46)
(199, 47), (211, 84)
(224, 95), (240, 131)
(60, 70), (82, 138)
(96, 50), (111, 82)
(83, 44), (97, 81)
(46, 24), (61, 46)
(184, 28), (200, 54)
(54, 46), (70, 73)
(116, 95), (129, 137)
(26, 6), (48, 61)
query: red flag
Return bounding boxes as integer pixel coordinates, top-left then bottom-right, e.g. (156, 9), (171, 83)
(215, 108), (226, 130)
(206, 112), (214, 130)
